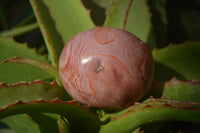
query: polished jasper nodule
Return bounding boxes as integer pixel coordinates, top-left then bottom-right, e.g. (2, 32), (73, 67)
(59, 27), (154, 109)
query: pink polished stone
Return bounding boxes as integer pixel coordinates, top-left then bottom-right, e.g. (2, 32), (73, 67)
(59, 27), (154, 108)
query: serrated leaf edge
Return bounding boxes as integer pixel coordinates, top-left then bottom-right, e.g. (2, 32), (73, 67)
(0, 98), (91, 114)
(1, 57), (59, 79)
(0, 79), (58, 88)
(1, 35), (46, 58)
(31, 0), (57, 67)
(152, 40), (200, 51)
(111, 97), (200, 121)
(165, 77), (200, 85)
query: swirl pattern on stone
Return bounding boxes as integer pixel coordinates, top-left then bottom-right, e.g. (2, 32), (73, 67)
(59, 27), (154, 108)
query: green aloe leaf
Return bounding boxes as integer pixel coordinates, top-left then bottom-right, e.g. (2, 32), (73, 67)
(153, 41), (200, 81)
(100, 97), (200, 133)
(142, 78), (200, 132)
(1, 114), (42, 133)
(29, 0), (95, 67)
(132, 127), (143, 133)
(0, 80), (70, 108)
(103, 0), (132, 29)
(181, 10), (200, 41)
(0, 23), (38, 37)
(146, 78), (200, 103)
(93, 0), (114, 11)
(0, 99), (100, 133)
(16, 14), (35, 27)
(57, 116), (71, 133)
(125, 0), (152, 45)
(28, 113), (61, 133)
(2, 113), (62, 133)
(0, 79), (69, 133)
(147, 0), (167, 48)
(161, 79), (200, 102)
(0, 36), (53, 84)
(0, 5), (8, 30)
(104, 0), (154, 49)
(2, 57), (59, 81)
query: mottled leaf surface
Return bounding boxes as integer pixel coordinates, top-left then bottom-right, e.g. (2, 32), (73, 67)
(0, 36), (53, 83)
(29, 0), (95, 67)
(0, 80), (70, 108)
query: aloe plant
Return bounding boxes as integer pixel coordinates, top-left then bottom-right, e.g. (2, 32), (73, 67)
(0, 0), (200, 132)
